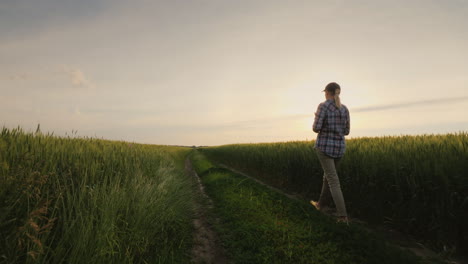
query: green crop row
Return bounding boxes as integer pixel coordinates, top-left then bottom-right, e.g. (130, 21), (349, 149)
(0, 127), (194, 263)
(199, 133), (468, 256)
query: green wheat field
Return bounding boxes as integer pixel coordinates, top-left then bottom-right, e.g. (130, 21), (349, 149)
(1, 127), (467, 263)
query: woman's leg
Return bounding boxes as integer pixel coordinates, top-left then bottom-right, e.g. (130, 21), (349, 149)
(316, 149), (347, 217)
(318, 174), (332, 207)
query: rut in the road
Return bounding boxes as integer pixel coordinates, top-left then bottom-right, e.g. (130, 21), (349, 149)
(185, 158), (228, 264)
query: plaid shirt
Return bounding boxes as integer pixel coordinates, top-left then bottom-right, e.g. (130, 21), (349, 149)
(313, 99), (350, 158)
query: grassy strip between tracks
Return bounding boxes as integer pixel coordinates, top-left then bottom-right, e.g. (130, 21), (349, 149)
(190, 150), (445, 264)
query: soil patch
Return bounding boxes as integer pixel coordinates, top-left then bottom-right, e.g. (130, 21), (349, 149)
(186, 158), (228, 264)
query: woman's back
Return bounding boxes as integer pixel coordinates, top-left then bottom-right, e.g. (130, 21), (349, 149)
(313, 95), (350, 158)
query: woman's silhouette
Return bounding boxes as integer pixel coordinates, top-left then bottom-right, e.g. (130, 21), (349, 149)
(310, 82), (350, 224)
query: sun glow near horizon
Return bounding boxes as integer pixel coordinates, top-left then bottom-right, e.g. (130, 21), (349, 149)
(1, 0), (468, 145)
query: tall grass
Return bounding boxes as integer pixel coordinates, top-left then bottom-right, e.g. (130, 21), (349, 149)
(199, 133), (468, 256)
(0, 127), (194, 263)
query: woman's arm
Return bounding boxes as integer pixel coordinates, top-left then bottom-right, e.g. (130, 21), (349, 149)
(344, 108), (350, 136)
(313, 103), (326, 133)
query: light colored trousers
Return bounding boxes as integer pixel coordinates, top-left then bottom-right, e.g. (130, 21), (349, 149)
(316, 149), (348, 217)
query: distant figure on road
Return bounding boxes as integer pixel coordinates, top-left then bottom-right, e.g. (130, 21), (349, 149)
(310, 82), (350, 224)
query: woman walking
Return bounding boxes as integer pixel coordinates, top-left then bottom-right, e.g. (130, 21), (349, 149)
(310, 82), (350, 224)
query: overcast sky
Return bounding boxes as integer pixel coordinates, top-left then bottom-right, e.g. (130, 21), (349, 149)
(1, 0), (467, 145)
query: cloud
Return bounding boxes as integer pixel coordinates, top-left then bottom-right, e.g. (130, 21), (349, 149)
(1, 65), (95, 89)
(69, 69), (92, 88)
(6, 73), (30, 80)
(352, 96), (468, 113)
(207, 95), (468, 131)
(58, 66), (95, 89)
(2, 72), (47, 81)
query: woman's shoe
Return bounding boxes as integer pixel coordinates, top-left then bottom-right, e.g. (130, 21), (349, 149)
(336, 216), (349, 225)
(310, 200), (321, 211)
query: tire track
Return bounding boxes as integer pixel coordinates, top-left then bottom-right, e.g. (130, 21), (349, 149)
(185, 158), (228, 264)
